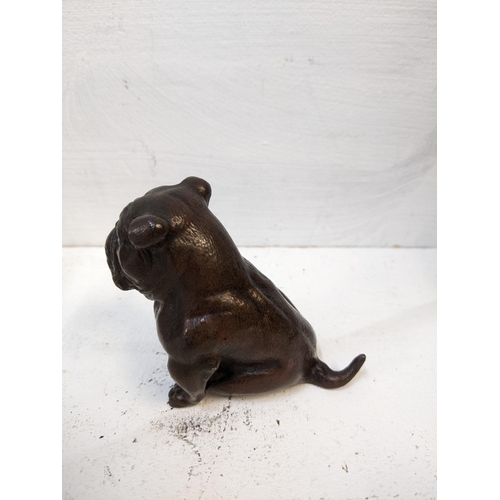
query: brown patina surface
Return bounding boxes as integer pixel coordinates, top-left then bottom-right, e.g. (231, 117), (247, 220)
(106, 177), (365, 408)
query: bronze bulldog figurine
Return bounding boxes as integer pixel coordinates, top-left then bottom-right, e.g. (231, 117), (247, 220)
(106, 177), (366, 408)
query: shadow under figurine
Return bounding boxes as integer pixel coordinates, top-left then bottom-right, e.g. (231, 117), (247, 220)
(105, 176), (366, 408)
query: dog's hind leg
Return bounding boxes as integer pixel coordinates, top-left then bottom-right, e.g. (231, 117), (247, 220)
(305, 354), (366, 389)
(207, 358), (303, 396)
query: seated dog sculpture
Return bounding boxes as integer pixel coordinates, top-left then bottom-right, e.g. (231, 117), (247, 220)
(106, 177), (366, 408)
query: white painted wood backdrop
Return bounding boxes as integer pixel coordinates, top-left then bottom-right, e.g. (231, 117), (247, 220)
(63, 0), (436, 247)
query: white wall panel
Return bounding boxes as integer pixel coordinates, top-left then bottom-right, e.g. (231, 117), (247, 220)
(63, 0), (436, 247)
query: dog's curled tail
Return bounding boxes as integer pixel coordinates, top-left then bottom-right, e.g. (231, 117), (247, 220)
(306, 354), (366, 389)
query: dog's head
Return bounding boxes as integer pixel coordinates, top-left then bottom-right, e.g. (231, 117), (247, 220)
(105, 176), (212, 299)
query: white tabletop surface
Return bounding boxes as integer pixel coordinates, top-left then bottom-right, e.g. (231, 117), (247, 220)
(63, 246), (436, 500)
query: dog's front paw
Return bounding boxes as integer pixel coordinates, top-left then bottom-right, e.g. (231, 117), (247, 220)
(168, 384), (202, 408)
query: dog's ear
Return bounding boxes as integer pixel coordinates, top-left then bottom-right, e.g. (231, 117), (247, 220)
(128, 215), (169, 249)
(181, 176), (212, 204)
